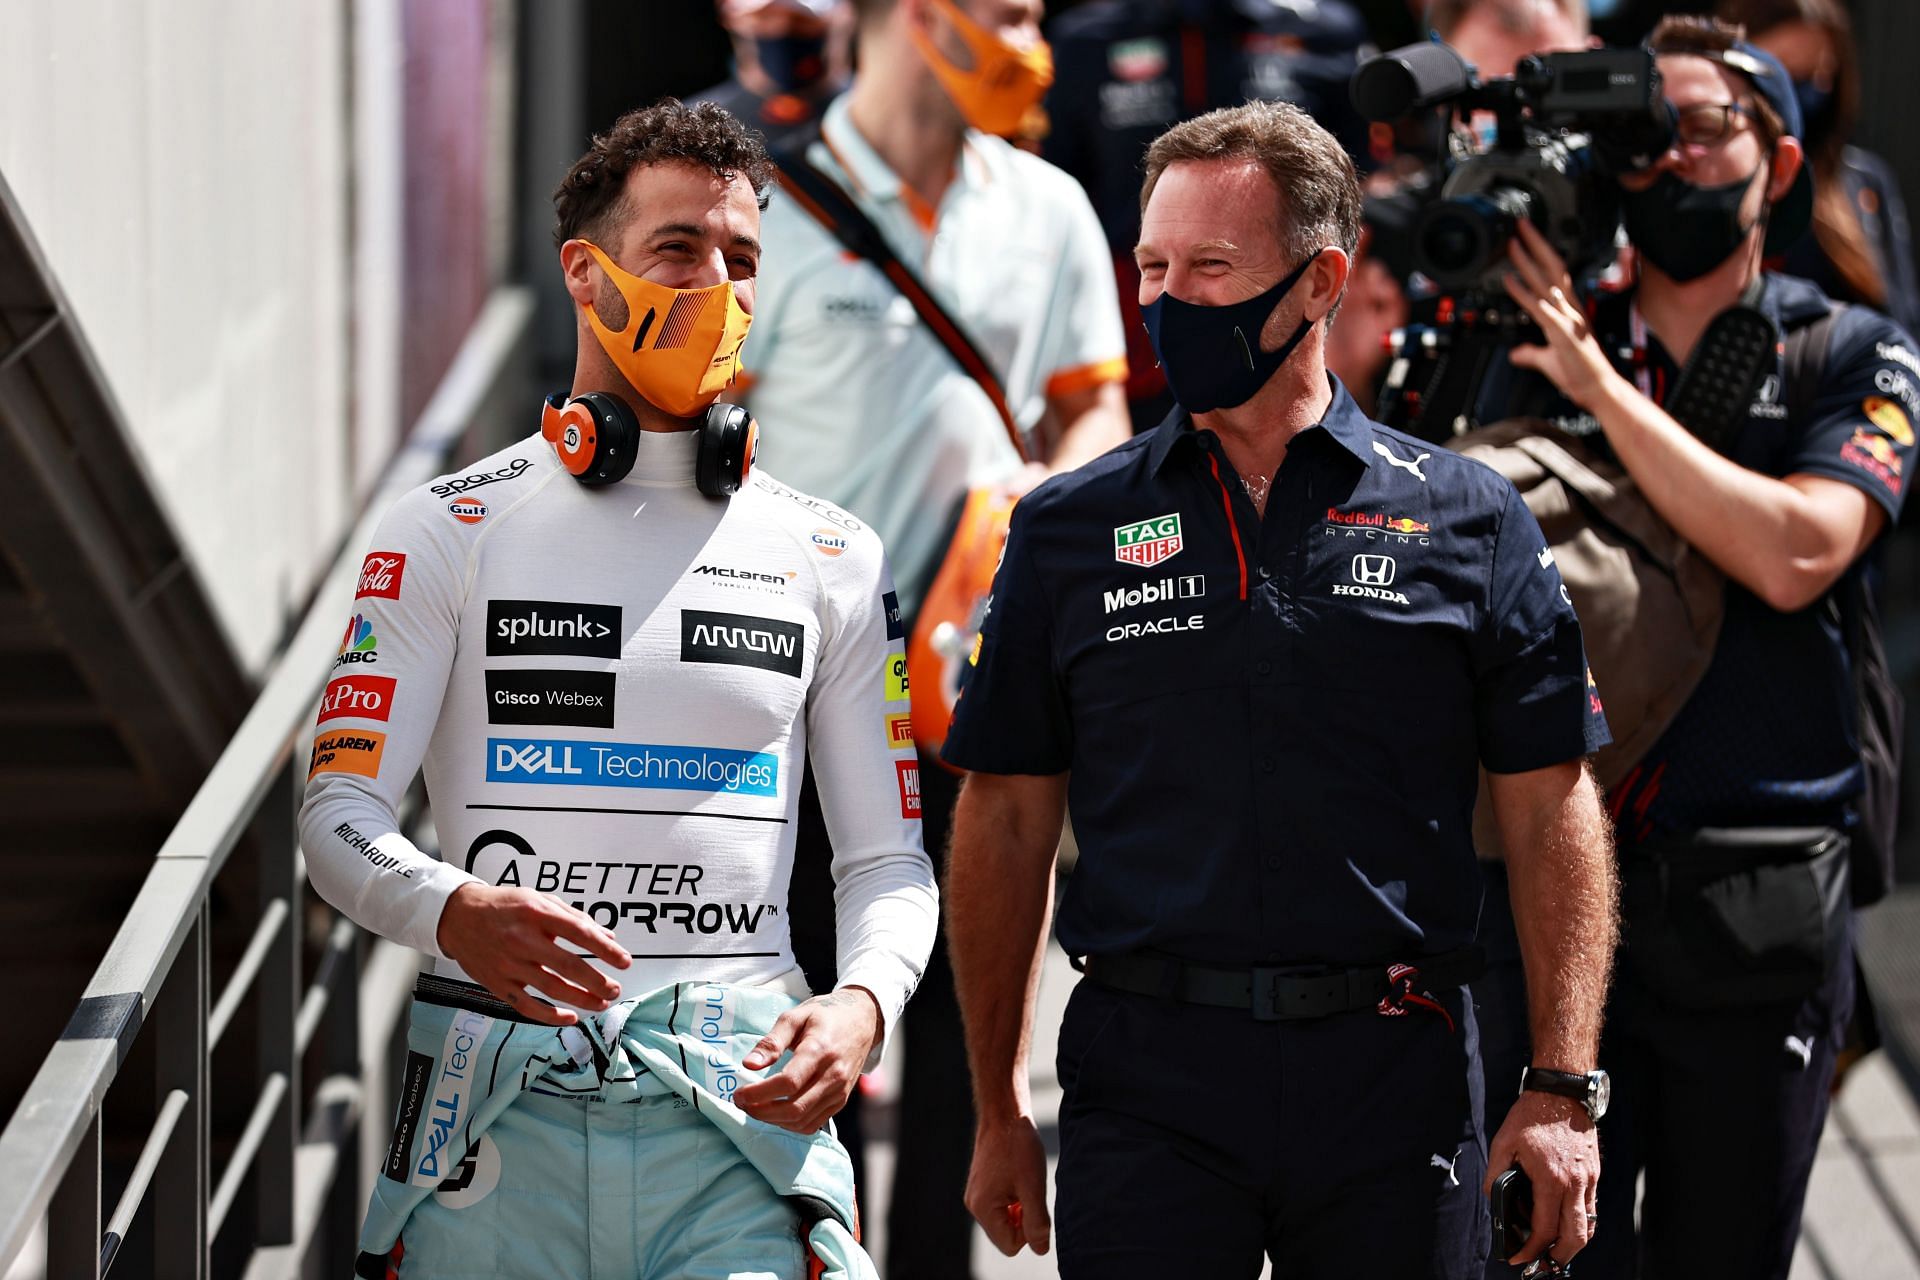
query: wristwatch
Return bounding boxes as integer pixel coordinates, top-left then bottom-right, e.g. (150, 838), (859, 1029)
(1520, 1066), (1610, 1122)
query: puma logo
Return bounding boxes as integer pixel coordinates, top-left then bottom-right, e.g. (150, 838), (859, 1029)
(1785, 1035), (1814, 1069)
(1373, 440), (1430, 482)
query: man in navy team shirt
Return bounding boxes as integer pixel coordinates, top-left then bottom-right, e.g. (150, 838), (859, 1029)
(943, 99), (1617, 1279)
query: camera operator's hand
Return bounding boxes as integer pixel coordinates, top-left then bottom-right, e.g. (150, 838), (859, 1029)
(1503, 221), (1630, 412)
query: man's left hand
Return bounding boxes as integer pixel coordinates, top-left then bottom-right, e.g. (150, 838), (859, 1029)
(1503, 220), (1626, 412)
(1484, 1090), (1600, 1267)
(733, 986), (883, 1134)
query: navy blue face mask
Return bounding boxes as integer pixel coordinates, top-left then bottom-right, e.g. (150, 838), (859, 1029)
(753, 33), (828, 94)
(1141, 250), (1323, 413)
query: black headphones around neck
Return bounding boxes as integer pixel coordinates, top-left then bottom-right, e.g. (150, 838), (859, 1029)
(540, 392), (758, 498)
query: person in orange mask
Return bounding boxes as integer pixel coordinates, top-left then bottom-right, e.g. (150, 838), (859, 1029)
(741, 2), (1132, 1276)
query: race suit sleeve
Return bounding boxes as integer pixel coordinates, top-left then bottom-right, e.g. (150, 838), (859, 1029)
(1473, 480), (1612, 773)
(803, 529), (938, 1068)
(297, 487), (481, 957)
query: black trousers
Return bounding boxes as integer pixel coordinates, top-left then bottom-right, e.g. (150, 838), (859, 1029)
(1054, 977), (1489, 1279)
(1475, 860), (1853, 1280)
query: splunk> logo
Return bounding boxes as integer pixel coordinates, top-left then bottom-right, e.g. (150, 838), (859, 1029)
(1351, 554), (1396, 587)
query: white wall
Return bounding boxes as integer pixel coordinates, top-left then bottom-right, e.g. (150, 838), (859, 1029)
(0, 1), (352, 671)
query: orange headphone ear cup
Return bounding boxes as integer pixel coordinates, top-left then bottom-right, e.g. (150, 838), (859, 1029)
(542, 395), (599, 477)
(546, 392), (639, 486)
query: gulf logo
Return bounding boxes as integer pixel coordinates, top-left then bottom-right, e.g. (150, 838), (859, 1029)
(810, 528), (849, 557)
(449, 498), (488, 525)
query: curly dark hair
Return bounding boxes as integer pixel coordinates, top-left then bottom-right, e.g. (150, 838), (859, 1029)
(551, 99), (775, 249)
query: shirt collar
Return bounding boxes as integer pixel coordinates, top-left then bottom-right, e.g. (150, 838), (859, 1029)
(1148, 374), (1375, 475)
(818, 94), (987, 208)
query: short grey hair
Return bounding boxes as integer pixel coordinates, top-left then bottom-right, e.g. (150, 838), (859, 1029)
(1140, 99), (1363, 270)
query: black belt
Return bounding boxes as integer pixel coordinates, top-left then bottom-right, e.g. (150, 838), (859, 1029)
(1078, 946), (1485, 1022)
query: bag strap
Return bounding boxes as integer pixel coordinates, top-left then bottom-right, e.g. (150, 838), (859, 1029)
(1780, 302), (1877, 660)
(1781, 301), (1843, 430)
(771, 124), (1030, 464)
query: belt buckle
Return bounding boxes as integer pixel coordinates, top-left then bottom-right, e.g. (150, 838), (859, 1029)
(1251, 967), (1285, 1021)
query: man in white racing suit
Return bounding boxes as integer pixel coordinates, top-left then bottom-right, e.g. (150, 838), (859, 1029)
(299, 99), (936, 1280)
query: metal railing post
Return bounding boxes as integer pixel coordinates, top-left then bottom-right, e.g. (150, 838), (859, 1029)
(153, 908), (208, 1280)
(46, 1114), (100, 1279)
(255, 759), (299, 1244)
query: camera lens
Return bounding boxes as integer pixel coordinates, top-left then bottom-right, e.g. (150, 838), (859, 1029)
(1414, 186), (1539, 288)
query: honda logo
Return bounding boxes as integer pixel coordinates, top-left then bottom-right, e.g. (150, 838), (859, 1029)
(1351, 554), (1396, 586)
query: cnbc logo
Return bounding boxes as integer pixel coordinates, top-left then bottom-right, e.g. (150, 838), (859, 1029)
(334, 615), (380, 668)
(1114, 513), (1183, 568)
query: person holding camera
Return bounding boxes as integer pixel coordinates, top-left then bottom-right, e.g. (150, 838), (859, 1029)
(1497, 17), (1918, 1277)
(943, 99), (1617, 1279)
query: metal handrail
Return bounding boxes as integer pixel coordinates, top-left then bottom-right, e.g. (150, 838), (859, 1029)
(0, 286), (534, 1276)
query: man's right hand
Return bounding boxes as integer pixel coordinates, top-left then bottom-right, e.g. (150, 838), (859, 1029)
(435, 883), (631, 1026)
(965, 1113), (1052, 1257)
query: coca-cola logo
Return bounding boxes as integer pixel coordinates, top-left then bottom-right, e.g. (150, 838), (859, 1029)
(356, 552), (406, 601)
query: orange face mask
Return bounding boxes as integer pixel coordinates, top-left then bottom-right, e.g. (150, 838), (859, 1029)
(909, 0), (1053, 138)
(576, 240), (753, 419)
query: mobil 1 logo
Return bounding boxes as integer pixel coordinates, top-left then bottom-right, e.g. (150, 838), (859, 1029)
(487, 600), (622, 658)
(485, 669), (617, 728)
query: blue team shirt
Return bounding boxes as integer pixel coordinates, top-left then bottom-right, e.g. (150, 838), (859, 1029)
(943, 377), (1610, 966)
(1536, 275), (1918, 841)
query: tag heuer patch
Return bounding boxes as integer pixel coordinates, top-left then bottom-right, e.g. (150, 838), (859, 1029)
(1115, 513), (1184, 568)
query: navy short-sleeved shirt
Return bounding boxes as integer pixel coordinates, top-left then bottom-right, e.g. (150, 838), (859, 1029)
(1526, 275), (1919, 841)
(943, 377), (1610, 967)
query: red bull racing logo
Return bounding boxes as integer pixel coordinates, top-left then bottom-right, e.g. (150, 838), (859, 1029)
(1841, 426), (1905, 494)
(1324, 508), (1431, 543)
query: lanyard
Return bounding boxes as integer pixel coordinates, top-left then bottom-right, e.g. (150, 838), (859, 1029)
(1620, 301), (1666, 404)
(1628, 301), (1655, 402)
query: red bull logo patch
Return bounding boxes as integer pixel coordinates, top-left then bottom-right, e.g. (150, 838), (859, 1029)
(1842, 426), (1905, 493)
(1865, 396), (1915, 447)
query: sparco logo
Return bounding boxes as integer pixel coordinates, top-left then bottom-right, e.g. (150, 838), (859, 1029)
(486, 600), (622, 658)
(356, 553), (405, 601)
(753, 475), (865, 531)
(485, 669), (616, 728)
(680, 610), (804, 677)
(430, 457), (532, 496)
(1103, 575), (1204, 614)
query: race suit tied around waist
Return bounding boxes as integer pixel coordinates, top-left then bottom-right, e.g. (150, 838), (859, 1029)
(356, 976), (875, 1280)
(1620, 827), (1851, 1009)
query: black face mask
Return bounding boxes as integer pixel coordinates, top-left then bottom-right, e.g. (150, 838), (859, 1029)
(753, 33), (828, 94)
(1140, 250), (1322, 413)
(1621, 168), (1762, 283)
